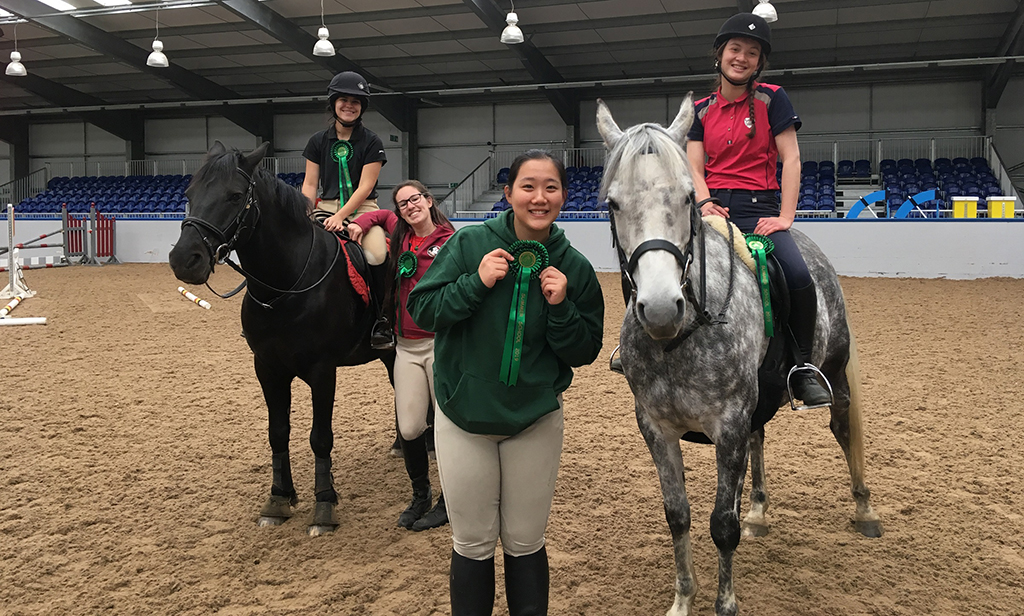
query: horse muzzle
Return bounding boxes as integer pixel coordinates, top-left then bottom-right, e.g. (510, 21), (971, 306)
(169, 233), (214, 285)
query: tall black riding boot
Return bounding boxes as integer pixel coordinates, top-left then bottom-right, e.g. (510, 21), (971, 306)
(789, 283), (832, 407)
(368, 262), (395, 350)
(451, 550), (495, 616)
(504, 547), (549, 616)
(397, 434), (432, 529)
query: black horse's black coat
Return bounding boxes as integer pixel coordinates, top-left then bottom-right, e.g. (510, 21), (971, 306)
(169, 141), (395, 533)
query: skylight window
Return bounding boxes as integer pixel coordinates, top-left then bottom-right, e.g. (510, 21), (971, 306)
(37, 0), (77, 11)
(0, 8), (12, 17)
(94, 0), (133, 6)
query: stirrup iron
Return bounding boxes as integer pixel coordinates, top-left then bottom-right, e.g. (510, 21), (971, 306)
(786, 363), (834, 410)
(608, 344), (624, 375)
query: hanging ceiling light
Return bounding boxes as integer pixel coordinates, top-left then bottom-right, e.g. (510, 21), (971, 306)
(500, 1), (524, 45)
(312, 0), (335, 57)
(146, 7), (168, 67)
(6, 24), (26, 77)
(752, 0), (778, 23)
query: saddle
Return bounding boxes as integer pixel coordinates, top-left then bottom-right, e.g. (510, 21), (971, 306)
(326, 229), (374, 308)
(681, 252), (795, 445)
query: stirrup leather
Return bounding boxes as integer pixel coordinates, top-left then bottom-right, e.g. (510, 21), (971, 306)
(786, 363), (834, 410)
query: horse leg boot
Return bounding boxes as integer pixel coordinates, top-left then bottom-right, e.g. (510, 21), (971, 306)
(504, 547), (549, 616)
(450, 551), (495, 616)
(369, 263), (395, 351)
(397, 434), (432, 529)
(258, 451), (298, 526)
(309, 456), (339, 536)
(788, 283), (831, 407)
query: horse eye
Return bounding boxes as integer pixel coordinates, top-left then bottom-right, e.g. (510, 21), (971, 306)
(607, 198), (620, 211)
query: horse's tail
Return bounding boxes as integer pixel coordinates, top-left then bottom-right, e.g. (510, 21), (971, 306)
(844, 314), (867, 481)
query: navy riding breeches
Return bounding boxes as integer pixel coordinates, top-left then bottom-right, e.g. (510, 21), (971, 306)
(709, 189), (812, 289)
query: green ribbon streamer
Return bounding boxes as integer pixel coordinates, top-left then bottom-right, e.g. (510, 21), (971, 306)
(330, 140), (354, 205)
(745, 234), (775, 337)
(394, 250), (417, 337)
(499, 241), (549, 386)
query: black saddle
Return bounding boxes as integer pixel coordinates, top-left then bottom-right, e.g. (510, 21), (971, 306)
(682, 254), (795, 445)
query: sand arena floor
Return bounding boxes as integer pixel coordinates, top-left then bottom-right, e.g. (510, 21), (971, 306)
(1, 264), (1022, 616)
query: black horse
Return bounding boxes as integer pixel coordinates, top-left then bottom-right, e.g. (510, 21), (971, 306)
(169, 141), (395, 536)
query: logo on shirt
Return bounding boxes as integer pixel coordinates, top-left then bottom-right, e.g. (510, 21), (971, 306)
(427, 245), (441, 257)
(744, 117), (753, 128)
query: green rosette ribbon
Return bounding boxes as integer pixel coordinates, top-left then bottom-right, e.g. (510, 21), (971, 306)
(745, 233), (775, 337)
(330, 140), (355, 205)
(397, 250), (417, 279)
(393, 250), (418, 337)
(499, 240), (550, 386)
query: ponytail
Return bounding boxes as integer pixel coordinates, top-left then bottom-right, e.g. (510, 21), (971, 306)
(746, 84), (757, 139)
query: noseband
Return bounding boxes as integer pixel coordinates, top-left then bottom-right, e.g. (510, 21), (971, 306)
(610, 195), (735, 352)
(182, 167), (260, 277)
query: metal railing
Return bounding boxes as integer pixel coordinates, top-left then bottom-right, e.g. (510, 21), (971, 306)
(0, 168), (48, 207)
(437, 155), (493, 217)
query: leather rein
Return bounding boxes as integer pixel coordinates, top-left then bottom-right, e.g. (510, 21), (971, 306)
(180, 166), (341, 309)
(610, 195), (735, 353)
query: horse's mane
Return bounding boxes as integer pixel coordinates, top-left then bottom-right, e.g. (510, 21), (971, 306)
(192, 148), (313, 224)
(599, 123), (693, 202)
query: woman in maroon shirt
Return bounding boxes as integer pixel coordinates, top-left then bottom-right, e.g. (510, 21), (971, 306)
(348, 181), (454, 530)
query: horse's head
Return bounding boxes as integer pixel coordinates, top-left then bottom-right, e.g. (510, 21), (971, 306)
(169, 140), (269, 284)
(598, 96), (696, 340)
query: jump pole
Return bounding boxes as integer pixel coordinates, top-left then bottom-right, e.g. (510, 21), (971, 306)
(2, 205), (36, 300)
(178, 286), (212, 309)
(0, 317), (47, 326)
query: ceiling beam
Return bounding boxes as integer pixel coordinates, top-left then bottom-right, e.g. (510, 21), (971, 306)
(213, 0), (412, 131)
(0, 71), (143, 141)
(462, 0), (575, 125)
(986, 0), (1024, 107)
(0, 0), (264, 136)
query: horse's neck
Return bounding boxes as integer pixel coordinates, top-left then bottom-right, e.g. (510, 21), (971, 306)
(236, 179), (319, 284)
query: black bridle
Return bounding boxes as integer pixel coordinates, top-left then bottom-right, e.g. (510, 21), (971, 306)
(180, 166), (341, 309)
(610, 195), (735, 352)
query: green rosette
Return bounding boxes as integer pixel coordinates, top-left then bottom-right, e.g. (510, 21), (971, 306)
(499, 240), (550, 386)
(744, 233), (775, 337)
(330, 140), (355, 205)
(397, 250), (418, 278)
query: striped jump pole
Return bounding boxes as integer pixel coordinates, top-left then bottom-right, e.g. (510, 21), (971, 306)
(0, 294), (24, 317)
(178, 286), (212, 309)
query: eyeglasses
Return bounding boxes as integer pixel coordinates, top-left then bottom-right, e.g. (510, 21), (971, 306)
(397, 192), (426, 210)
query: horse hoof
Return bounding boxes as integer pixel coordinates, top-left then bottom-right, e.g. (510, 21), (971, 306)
(853, 518), (884, 538)
(741, 521), (770, 538)
(259, 495), (296, 520)
(257, 516), (288, 527)
(307, 524), (337, 537)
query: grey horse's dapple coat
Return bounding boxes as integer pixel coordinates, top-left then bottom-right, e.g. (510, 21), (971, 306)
(597, 98), (882, 616)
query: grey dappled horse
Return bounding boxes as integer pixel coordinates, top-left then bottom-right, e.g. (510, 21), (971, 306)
(596, 97), (882, 616)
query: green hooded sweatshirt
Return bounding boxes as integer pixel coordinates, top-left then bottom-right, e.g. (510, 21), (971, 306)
(407, 209), (604, 436)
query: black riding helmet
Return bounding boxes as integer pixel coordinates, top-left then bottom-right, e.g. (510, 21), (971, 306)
(714, 12), (772, 57)
(327, 71), (370, 126)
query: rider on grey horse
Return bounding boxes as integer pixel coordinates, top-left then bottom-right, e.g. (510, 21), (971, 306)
(613, 13), (830, 409)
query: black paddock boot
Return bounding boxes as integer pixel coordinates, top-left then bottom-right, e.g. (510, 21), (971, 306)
(411, 491), (449, 531)
(451, 551), (495, 616)
(368, 262), (395, 351)
(789, 283), (832, 407)
(397, 434), (432, 529)
(504, 547), (549, 616)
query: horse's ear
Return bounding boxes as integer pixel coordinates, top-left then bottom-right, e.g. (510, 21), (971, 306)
(206, 140), (227, 160)
(666, 92), (694, 146)
(596, 98), (623, 150)
(241, 142), (271, 173)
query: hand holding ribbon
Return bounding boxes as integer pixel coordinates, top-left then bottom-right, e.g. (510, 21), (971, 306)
(499, 240), (550, 386)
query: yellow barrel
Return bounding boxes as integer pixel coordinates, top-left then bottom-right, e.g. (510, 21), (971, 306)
(952, 197), (978, 218)
(987, 196), (1016, 219)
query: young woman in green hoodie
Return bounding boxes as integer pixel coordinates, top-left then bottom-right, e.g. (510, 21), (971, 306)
(407, 150), (605, 615)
